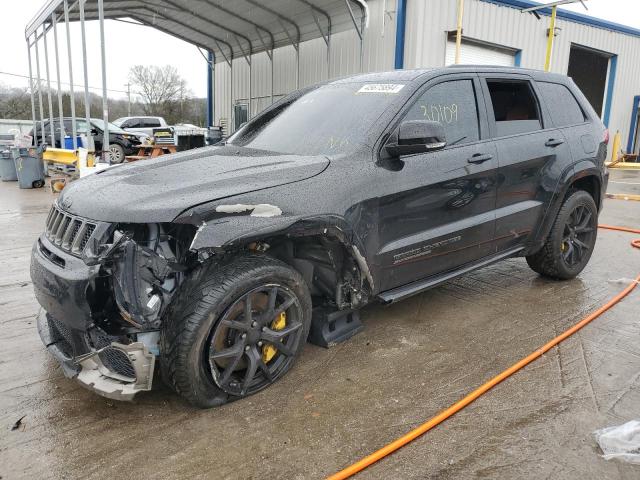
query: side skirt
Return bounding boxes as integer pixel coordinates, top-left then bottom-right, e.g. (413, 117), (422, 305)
(377, 246), (524, 304)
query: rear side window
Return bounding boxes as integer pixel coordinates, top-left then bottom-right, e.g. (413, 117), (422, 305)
(487, 80), (541, 137)
(143, 118), (161, 128)
(537, 82), (586, 127)
(403, 79), (480, 145)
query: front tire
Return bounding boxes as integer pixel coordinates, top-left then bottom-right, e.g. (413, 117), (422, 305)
(160, 255), (312, 408)
(108, 144), (126, 164)
(526, 190), (598, 279)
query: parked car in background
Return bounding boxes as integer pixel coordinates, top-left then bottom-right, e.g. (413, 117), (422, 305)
(31, 67), (608, 407)
(113, 116), (170, 138)
(31, 117), (141, 163)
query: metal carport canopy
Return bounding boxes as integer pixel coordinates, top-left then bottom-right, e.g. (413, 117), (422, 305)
(26, 0), (369, 64)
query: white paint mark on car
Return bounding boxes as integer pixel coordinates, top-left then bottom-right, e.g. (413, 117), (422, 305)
(215, 204), (282, 217)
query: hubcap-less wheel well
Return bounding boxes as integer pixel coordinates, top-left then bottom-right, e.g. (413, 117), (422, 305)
(249, 234), (371, 309)
(568, 175), (601, 209)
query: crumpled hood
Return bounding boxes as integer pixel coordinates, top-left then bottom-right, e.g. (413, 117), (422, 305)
(58, 146), (329, 223)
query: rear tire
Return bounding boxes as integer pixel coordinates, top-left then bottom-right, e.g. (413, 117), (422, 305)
(526, 190), (598, 279)
(160, 255), (312, 408)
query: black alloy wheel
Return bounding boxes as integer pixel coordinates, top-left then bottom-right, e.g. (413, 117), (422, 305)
(560, 204), (596, 268)
(161, 255), (311, 408)
(208, 284), (304, 396)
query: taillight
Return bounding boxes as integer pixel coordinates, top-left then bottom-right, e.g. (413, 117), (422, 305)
(603, 129), (610, 144)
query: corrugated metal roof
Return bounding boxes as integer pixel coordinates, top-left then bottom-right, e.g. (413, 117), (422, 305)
(26, 0), (368, 64)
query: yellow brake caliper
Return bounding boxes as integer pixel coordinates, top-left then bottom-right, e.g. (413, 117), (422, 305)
(262, 311), (286, 363)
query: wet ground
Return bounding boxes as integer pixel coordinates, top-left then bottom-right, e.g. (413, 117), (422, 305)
(1, 174), (639, 479)
(608, 168), (640, 196)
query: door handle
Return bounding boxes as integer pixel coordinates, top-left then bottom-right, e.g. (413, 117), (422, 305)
(467, 153), (493, 164)
(545, 138), (565, 147)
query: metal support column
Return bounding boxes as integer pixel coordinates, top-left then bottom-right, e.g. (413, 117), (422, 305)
(206, 51), (214, 127)
(26, 42), (38, 146)
(42, 24), (56, 146)
(52, 13), (66, 144)
(98, 0), (109, 160)
(79, 0), (92, 142)
(63, 0), (77, 149)
(33, 31), (46, 145)
(234, 35), (252, 120)
(455, 0), (464, 64)
(230, 60), (234, 132)
(394, 0), (407, 69)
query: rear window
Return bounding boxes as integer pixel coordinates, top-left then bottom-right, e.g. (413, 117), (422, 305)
(487, 80), (542, 137)
(537, 82), (586, 127)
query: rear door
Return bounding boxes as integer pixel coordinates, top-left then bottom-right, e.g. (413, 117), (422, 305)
(375, 74), (499, 291)
(479, 75), (573, 252)
(536, 80), (601, 166)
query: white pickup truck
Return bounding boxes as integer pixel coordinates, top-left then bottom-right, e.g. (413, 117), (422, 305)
(112, 116), (170, 138)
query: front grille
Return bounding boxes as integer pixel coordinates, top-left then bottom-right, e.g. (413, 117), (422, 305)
(99, 348), (136, 379)
(44, 204), (97, 256)
(48, 316), (90, 358)
(90, 329), (137, 380)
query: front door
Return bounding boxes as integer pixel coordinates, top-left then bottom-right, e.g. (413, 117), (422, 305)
(374, 75), (499, 292)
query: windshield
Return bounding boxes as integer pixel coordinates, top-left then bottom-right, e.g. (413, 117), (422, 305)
(112, 118), (126, 127)
(91, 119), (127, 134)
(228, 82), (406, 155)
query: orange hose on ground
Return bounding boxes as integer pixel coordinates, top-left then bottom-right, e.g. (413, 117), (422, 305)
(328, 224), (640, 480)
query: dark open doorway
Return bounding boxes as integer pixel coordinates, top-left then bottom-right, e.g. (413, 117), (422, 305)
(567, 44), (611, 117)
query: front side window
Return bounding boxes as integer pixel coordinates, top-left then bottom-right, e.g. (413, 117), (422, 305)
(402, 79), (480, 146)
(487, 80), (542, 137)
(537, 82), (586, 127)
(63, 119), (88, 133)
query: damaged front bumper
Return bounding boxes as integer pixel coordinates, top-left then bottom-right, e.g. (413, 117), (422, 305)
(31, 233), (156, 401)
(37, 310), (155, 401)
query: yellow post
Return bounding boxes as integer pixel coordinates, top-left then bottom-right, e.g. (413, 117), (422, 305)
(455, 0), (464, 64)
(544, 5), (557, 71)
(609, 130), (621, 165)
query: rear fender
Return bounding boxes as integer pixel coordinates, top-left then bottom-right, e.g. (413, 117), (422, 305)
(528, 161), (602, 252)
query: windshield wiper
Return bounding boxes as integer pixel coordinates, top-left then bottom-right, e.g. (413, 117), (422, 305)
(448, 136), (467, 146)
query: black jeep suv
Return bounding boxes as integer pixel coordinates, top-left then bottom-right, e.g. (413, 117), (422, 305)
(31, 67), (608, 407)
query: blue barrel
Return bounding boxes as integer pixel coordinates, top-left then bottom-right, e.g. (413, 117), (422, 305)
(12, 147), (45, 189)
(0, 150), (18, 181)
(64, 135), (83, 149)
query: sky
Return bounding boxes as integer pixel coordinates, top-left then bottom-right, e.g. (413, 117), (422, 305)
(0, 0), (639, 102)
(1, 0), (208, 100)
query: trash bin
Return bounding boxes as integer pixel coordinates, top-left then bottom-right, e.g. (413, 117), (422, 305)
(0, 150), (18, 181)
(64, 135), (83, 149)
(12, 147), (45, 189)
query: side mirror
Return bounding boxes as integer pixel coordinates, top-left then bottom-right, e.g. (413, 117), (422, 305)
(385, 120), (446, 157)
(90, 128), (99, 136)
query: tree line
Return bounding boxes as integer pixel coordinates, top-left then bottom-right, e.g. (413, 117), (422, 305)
(0, 65), (206, 126)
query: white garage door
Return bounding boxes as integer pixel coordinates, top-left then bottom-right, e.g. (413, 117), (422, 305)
(445, 40), (515, 66)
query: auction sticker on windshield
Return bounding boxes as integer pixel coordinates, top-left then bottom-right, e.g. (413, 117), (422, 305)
(357, 84), (405, 94)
